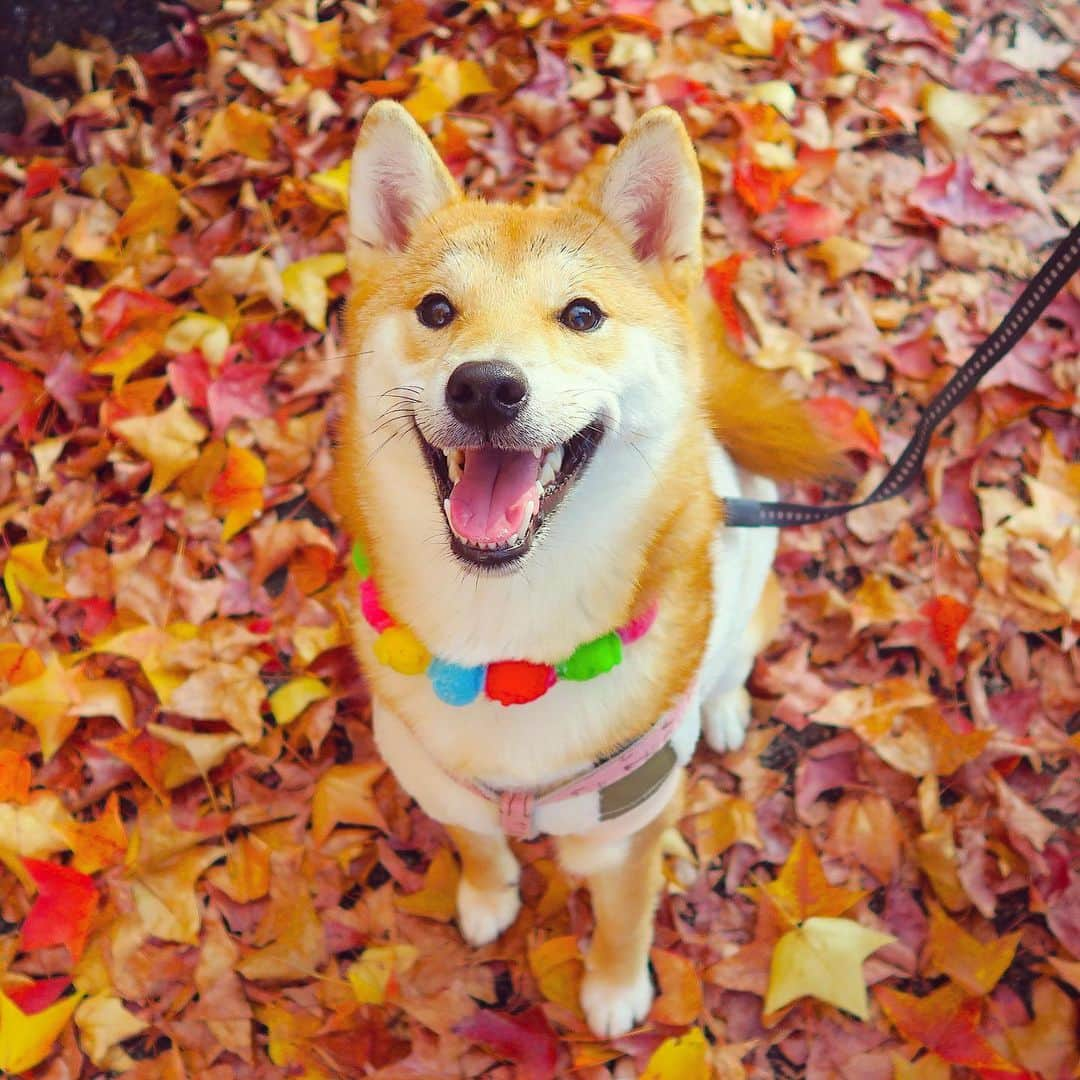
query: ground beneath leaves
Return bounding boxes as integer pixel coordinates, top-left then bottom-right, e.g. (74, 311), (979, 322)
(0, 1), (1077, 1077)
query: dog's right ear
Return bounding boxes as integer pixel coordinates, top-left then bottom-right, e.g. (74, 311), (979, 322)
(348, 101), (460, 258)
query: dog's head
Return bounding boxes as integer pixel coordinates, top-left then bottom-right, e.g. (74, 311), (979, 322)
(341, 102), (705, 577)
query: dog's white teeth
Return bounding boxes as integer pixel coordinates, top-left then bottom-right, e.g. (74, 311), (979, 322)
(531, 447), (542, 459)
(539, 462), (557, 489)
(443, 498), (452, 521)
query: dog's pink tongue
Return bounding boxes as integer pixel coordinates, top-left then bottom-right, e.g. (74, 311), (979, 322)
(448, 448), (540, 543)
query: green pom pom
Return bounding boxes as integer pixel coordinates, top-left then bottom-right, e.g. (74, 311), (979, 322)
(351, 541), (371, 579)
(557, 632), (622, 681)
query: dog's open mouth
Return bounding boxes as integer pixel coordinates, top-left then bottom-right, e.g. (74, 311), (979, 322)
(418, 421), (604, 567)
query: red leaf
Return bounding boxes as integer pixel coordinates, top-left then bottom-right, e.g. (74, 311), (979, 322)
(0, 361), (45, 441)
(236, 319), (314, 366)
(455, 1006), (559, 1080)
(806, 396), (884, 459)
(208, 362), (273, 436)
(20, 859), (98, 962)
(94, 287), (176, 341)
(705, 254), (747, 345)
(25, 158), (63, 198)
(168, 350), (212, 409)
(5, 977), (71, 1015)
(909, 159), (1020, 228)
(876, 983), (1034, 1076)
(733, 149), (801, 215)
(920, 595), (971, 666)
(781, 195), (843, 246)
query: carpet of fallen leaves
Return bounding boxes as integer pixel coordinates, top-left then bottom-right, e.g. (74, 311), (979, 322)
(0, 0), (1078, 1077)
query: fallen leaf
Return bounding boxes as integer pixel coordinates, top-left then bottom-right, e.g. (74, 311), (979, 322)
(3, 539), (66, 614)
(209, 444), (266, 540)
(20, 857), (99, 962)
(113, 398), (208, 493)
(650, 947), (704, 1025)
(0, 988), (84, 1074)
(74, 993), (148, 1070)
(641, 1026), (711, 1080)
(347, 943), (419, 1004)
(395, 847), (459, 922)
(311, 761), (387, 845)
(924, 902), (1019, 995)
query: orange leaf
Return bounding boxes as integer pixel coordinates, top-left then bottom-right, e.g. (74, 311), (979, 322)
(694, 795), (762, 863)
(311, 761), (387, 846)
(753, 832), (865, 926)
(528, 935), (583, 1013)
(924, 902), (1020, 995)
(207, 833), (271, 903)
(0, 643), (45, 686)
(61, 792), (128, 875)
(210, 445), (266, 540)
(100, 730), (169, 800)
(920, 595), (971, 666)
(394, 847), (459, 922)
(650, 948), (704, 1026)
(200, 103), (276, 161)
(20, 858), (98, 962)
(807, 396), (884, 459)
(876, 983), (1032, 1076)
(115, 166), (181, 240)
(0, 749), (32, 804)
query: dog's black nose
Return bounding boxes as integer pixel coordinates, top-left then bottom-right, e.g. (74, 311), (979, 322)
(446, 361), (529, 430)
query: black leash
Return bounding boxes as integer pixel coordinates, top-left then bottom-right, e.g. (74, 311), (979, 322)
(722, 221), (1080, 528)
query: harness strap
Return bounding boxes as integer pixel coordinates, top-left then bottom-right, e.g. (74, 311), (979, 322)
(722, 221), (1080, 529)
(467, 684), (696, 839)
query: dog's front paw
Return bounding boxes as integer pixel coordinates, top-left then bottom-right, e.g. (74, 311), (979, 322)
(702, 686), (751, 752)
(457, 877), (521, 946)
(580, 966), (653, 1039)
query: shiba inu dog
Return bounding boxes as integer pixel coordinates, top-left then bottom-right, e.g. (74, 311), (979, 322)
(334, 100), (837, 1037)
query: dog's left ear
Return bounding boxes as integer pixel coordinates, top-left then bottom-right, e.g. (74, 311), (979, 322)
(598, 107), (704, 272)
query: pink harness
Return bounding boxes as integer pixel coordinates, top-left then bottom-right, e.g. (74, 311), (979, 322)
(461, 686), (695, 839)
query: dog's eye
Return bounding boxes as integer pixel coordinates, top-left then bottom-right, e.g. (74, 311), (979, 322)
(559, 299), (604, 333)
(416, 293), (456, 329)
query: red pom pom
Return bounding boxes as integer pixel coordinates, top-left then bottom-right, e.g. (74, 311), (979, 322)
(485, 660), (556, 706)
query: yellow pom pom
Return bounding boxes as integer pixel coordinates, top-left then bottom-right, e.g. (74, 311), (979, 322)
(373, 626), (431, 676)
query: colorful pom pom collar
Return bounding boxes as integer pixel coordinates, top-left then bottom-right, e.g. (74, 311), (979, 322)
(351, 541), (658, 708)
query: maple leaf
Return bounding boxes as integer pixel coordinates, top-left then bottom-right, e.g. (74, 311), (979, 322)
(61, 791), (128, 875)
(200, 102), (276, 161)
(311, 760), (387, 845)
(920, 595), (971, 666)
(750, 831), (866, 927)
(0, 653), (79, 760)
(924, 902), (1020, 996)
(404, 55), (495, 125)
(0, 792), (75, 860)
(0, 359), (45, 440)
(3, 539), (66, 614)
(527, 934), (583, 1013)
(395, 847), (460, 922)
(128, 845), (226, 944)
(640, 1027), (711, 1080)
(74, 993), (148, 1071)
(115, 166), (181, 239)
(455, 1005), (559, 1080)
(191, 912), (253, 1061)
(876, 982), (1031, 1076)
(206, 832), (271, 903)
(210, 444), (267, 540)
(20, 857), (99, 962)
(281, 253), (347, 331)
(650, 947), (704, 1026)
(806, 397), (884, 460)
(168, 660), (266, 744)
(347, 943), (419, 1004)
(0, 748), (32, 803)
(269, 675), (331, 726)
(113, 398), (208, 493)
(764, 916), (895, 1019)
(0, 987), (84, 1074)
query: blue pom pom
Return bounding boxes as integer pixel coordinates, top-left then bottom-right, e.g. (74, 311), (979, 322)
(428, 658), (485, 706)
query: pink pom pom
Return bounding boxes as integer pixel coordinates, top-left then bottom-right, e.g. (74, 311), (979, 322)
(359, 577), (394, 632)
(617, 601), (658, 645)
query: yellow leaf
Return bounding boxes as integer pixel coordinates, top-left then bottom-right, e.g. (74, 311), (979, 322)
(528, 935), (584, 1013)
(0, 653), (78, 760)
(694, 796), (762, 863)
(210, 445), (266, 541)
(921, 83), (992, 151)
(808, 236), (871, 281)
(163, 311), (231, 364)
(0, 791), (75, 859)
(404, 55), (495, 125)
(924, 901), (1020, 995)
(113, 399), (208, 494)
(200, 102), (276, 161)
(90, 326), (164, 388)
(745, 80), (796, 118)
(168, 661), (266, 744)
(281, 253), (346, 331)
(70, 672), (134, 730)
(206, 833), (271, 903)
(764, 916), (895, 1019)
(3, 539), (66, 614)
(394, 847), (459, 922)
(641, 1027), (711, 1080)
(308, 159), (350, 208)
(146, 722), (244, 787)
(129, 845), (225, 944)
(311, 761), (387, 845)
(269, 675), (331, 726)
(731, 0), (775, 55)
(0, 988), (84, 1073)
(346, 944), (419, 1004)
(62, 791), (128, 875)
(75, 993), (147, 1069)
(115, 167), (180, 240)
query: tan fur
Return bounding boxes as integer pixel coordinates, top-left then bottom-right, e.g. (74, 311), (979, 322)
(446, 825), (518, 893)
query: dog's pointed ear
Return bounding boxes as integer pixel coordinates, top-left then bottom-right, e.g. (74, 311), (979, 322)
(598, 107), (704, 271)
(348, 101), (460, 256)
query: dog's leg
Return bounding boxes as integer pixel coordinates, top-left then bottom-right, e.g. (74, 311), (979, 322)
(702, 570), (782, 752)
(556, 773), (684, 1038)
(446, 825), (521, 946)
